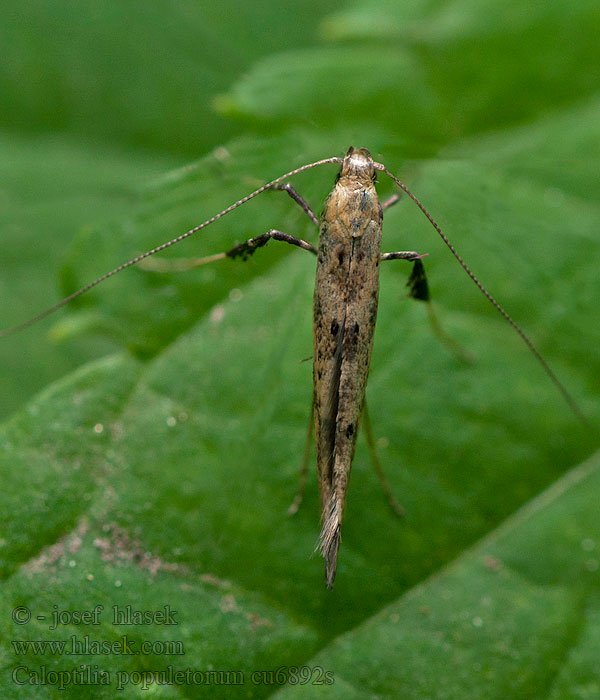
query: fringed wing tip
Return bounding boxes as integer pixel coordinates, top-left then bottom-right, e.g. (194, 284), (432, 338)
(320, 506), (341, 590)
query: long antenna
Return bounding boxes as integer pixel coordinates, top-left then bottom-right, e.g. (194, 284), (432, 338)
(376, 162), (592, 430)
(0, 156), (343, 338)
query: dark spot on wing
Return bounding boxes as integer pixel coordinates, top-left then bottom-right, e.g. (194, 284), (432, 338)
(368, 299), (377, 325)
(359, 189), (369, 211)
(342, 321), (361, 360)
(331, 319), (339, 336)
(323, 316), (346, 485)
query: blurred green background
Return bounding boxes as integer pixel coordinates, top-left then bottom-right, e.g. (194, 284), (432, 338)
(0, 0), (330, 420)
(1, 0), (599, 419)
(1, 1), (599, 698)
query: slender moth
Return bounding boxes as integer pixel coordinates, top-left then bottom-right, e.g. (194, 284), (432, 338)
(1, 146), (588, 589)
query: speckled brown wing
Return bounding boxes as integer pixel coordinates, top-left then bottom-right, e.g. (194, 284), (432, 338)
(312, 147), (383, 588)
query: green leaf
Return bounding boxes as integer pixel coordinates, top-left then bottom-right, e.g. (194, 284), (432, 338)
(0, 0), (331, 418)
(1, 0), (599, 697)
(2, 103), (599, 694)
(220, 0), (600, 145)
(0, 132), (176, 419)
(273, 452), (600, 698)
(214, 48), (447, 155)
(0, 0), (332, 156)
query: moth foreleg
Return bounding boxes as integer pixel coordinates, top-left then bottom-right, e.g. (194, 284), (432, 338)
(269, 183), (319, 227)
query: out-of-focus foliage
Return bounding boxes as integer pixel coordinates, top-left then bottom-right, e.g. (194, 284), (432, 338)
(1, 1), (599, 697)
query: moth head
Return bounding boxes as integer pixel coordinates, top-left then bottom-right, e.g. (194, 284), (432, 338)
(340, 146), (376, 181)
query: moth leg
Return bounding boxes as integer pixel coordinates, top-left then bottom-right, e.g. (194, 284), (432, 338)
(227, 229), (317, 260)
(361, 399), (405, 518)
(139, 229), (317, 271)
(383, 256), (475, 364)
(269, 183), (319, 227)
(141, 181), (318, 272)
(288, 400), (314, 516)
(380, 250), (425, 263)
(136, 253), (227, 272)
(381, 193), (401, 210)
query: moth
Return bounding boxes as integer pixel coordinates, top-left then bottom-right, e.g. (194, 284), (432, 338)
(1, 146), (587, 589)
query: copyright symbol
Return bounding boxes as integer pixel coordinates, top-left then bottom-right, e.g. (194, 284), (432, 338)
(12, 607), (31, 625)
